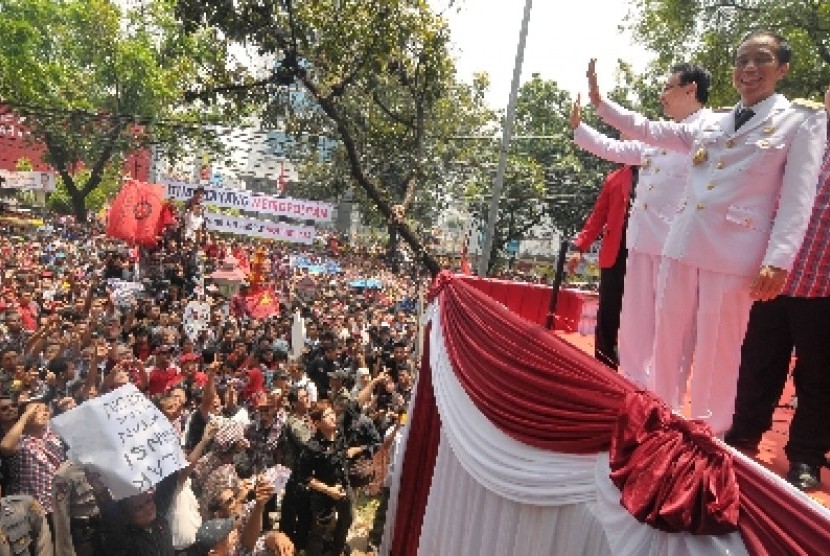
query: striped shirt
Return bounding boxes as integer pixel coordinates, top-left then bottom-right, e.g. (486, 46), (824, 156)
(784, 145), (830, 297)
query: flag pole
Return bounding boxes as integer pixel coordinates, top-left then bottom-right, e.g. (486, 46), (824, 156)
(477, 0), (534, 276)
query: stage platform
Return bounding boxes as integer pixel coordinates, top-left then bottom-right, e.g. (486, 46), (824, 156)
(557, 330), (830, 508)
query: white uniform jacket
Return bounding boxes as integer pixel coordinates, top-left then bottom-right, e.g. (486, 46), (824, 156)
(574, 108), (710, 257)
(597, 95), (827, 277)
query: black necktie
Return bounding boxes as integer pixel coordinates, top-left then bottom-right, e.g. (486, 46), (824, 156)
(735, 107), (755, 131)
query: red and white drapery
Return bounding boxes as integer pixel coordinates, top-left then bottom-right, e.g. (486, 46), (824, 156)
(382, 272), (830, 556)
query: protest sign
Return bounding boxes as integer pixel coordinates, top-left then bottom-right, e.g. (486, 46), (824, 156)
(0, 170), (56, 192)
(249, 195), (333, 223)
(161, 177), (334, 223)
(163, 180), (252, 211)
(106, 278), (144, 308)
(183, 300), (211, 342)
(51, 384), (187, 500)
(205, 212), (315, 245)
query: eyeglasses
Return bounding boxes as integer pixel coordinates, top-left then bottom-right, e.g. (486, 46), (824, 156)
(734, 54), (777, 69)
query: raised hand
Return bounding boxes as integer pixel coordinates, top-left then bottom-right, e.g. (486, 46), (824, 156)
(569, 94), (582, 130)
(587, 58), (601, 106)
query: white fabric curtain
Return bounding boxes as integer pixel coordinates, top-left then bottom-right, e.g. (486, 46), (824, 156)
(406, 304), (750, 556)
(418, 432), (612, 556)
(592, 452), (748, 556)
(430, 307), (600, 505)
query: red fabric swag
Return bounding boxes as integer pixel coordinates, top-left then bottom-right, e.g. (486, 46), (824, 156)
(735, 456), (830, 555)
(434, 271), (632, 453)
(391, 328), (441, 556)
(609, 391), (740, 535)
(393, 274), (830, 554)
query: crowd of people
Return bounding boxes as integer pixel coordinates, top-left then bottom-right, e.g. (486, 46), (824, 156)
(569, 30), (830, 492)
(2, 24), (829, 556)
(0, 209), (424, 555)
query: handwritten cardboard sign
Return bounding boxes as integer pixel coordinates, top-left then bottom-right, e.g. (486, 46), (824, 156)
(51, 384), (187, 500)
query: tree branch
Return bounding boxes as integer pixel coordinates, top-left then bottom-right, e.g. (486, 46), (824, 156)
(82, 117), (128, 197)
(299, 70), (439, 276)
(707, 1), (761, 12)
(183, 77), (272, 104)
(370, 90), (415, 128)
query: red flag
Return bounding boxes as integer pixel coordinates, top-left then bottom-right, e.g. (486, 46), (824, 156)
(277, 163), (288, 195)
(459, 233), (472, 275)
(156, 200), (177, 238)
(106, 179), (166, 246)
(244, 286), (280, 319)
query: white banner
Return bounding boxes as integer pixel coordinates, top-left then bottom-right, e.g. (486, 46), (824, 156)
(162, 179), (333, 222)
(0, 170), (56, 192)
(249, 194), (333, 222)
(163, 180), (252, 211)
(51, 384), (187, 500)
(205, 212), (315, 245)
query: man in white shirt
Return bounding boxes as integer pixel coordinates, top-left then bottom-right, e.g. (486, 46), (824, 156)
(569, 62), (711, 391)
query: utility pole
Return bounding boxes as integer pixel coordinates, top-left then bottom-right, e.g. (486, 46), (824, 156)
(477, 0), (533, 276)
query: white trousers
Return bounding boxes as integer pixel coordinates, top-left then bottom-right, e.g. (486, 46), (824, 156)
(651, 259), (754, 435)
(618, 251), (661, 389)
(619, 251), (696, 392)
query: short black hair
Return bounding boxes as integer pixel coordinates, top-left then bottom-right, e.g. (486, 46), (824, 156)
(47, 357), (70, 376)
(739, 30), (792, 65)
(671, 63), (712, 104)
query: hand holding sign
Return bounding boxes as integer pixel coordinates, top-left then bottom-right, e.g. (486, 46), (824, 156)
(51, 384), (187, 500)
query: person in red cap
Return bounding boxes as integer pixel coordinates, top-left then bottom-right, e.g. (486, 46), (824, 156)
(146, 345), (180, 396)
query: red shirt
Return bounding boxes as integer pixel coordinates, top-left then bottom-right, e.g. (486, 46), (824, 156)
(147, 367), (181, 396)
(572, 165), (635, 268)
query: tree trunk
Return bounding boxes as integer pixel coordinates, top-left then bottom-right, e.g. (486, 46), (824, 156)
(299, 75), (440, 277)
(386, 222), (400, 273)
(68, 187), (88, 222)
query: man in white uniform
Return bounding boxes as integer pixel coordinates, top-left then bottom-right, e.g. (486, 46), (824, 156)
(569, 63), (711, 393)
(586, 30), (827, 434)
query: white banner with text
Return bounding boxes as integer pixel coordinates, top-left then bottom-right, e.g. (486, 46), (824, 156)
(205, 212), (315, 244)
(51, 384), (188, 500)
(162, 179), (333, 222)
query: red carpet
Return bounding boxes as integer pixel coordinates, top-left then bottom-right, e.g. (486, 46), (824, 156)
(557, 331), (830, 508)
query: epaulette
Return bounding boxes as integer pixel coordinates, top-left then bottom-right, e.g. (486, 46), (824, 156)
(792, 98), (824, 111)
(714, 106), (734, 114)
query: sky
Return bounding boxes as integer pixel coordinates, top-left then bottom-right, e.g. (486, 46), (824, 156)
(432, 0), (656, 109)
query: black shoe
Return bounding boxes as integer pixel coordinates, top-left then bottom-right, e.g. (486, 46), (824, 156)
(786, 462), (822, 492)
(723, 428), (761, 452)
